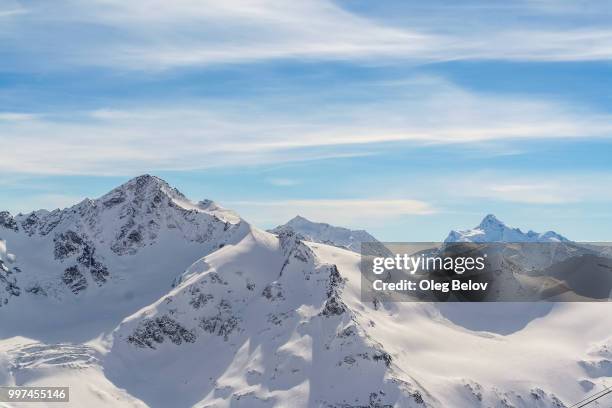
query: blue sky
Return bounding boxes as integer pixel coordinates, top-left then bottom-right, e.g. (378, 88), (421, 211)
(1, 0), (612, 241)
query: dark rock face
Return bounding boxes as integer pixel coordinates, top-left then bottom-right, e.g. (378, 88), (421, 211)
(372, 351), (393, 367)
(199, 299), (240, 341)
(90, 262), (110, 285)
(102, 191), (126, 208)
(0, 261), (21, 305)
(21, 213), (40, 236)
(188, 286), (214, 309)
(55, 231), (110, 288)
(321, 296), (347, 317)
(0, 212), (18, 231)
(326, 264), (344, 297)
(54, 231), (85, 260)
(128, 315), (196, 349)
(277, 229), (314, 276)
(77, 243), (109, 285)
(62, 266), (88, 294)
(262, 283), (284, 301)
(321, 264), (347, 317)
(368, 391), (393, 408)
(112, 220), (145, 256)
(0, 241), (21, 306)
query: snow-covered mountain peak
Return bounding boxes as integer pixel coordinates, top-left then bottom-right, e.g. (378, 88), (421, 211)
(286, 215), (311, 225)
(477, 213), (505, 229)
(0, 176), (249, 312)
(114, 173), (169, 191)
(1, 196), (600, 407)
(89, 174), (236, 223)
(269, 215), (380, 253)
(108, 225), (432, 407)
(446, 214), (569, 243)
(100, 175), (228, 218)
(100, 174), (175, 203)
(4, 174), (242, 242)
(103, 174), (185, 207)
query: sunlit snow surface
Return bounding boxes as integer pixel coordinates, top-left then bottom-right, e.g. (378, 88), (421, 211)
(0, 177), (610, 407)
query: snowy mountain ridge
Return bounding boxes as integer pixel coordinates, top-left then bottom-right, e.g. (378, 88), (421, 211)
(0, 178), (609, 408)
(445, 214), (570, 243)
(0, 175), (249, 340)
(269, 215), (381, 253)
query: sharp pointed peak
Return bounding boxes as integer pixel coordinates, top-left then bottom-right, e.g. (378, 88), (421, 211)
(109, 174), (182, 198)
(289, 215), (311, 223)
(477, 214), (506, 229)
(121, 174), (169, 189)
(286, 215), (336, 229)
(446, 214), (570, 243)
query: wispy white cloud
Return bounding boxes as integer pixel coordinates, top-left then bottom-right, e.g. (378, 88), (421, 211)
(452, 173), (612, 205)
(481, 183), (578, 204)
(1, 76), (611, 175)
(0, 112), (37, 121)
(227, 198), (435, 227)
(3, 0), (612, 70)
(0, 0), (27, 18)
(0, 8), (26, 18)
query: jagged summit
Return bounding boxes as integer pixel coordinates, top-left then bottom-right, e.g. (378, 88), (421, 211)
(3, 175), (238, 226)
(119, 174), (167, 188)
(1, 188), (601, 407)
(446, 214), (569, 243)
(287, 215), (310, 224)
(104, 174), (183, 204)
(0, 175), (250, 310)
(2, 175), (241, 239)
(477, 213), (505, 229)
(98, 174), (239, 223)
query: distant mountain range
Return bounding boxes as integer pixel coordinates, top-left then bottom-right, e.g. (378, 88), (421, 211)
(0, 176), (608, 408)
(445, 213), (569, 243)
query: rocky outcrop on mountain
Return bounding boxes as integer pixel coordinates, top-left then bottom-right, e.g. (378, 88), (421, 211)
(0, 212), (18, 232)
(277, 228), (315, 275)
(0, 175), (248, 307)
(459, 381), (566, 408)
(127, 315), (196, 349)
(54, 230), (109, 292)
(107, 228), (433, 407)
(2, 180), (610, 408)
(0, 239), (20, 306)
(578, 337), (612, 380)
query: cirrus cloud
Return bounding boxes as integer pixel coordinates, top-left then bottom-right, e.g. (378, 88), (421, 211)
(3, 0), (612, 71)
(226, 198), (435, 227)
(1, 76), (611, 176)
